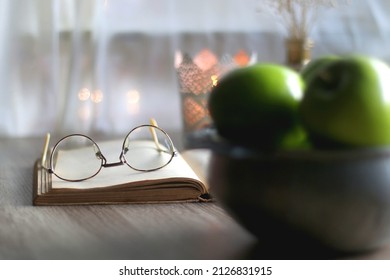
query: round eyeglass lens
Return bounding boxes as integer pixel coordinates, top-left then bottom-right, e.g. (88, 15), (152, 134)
(122, 125), (175, 171)
(50, 134), (103, 181)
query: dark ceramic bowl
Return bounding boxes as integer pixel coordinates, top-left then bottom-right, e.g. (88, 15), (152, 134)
(191, 129), (390, 257)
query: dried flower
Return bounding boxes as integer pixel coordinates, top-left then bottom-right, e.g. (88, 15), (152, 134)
(257, 0), (350, 39)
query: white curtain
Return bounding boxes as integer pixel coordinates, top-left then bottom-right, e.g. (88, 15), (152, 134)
(0, 0), (389, 137)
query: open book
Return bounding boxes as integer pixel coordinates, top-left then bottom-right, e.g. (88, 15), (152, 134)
(33, 136), (211, 206)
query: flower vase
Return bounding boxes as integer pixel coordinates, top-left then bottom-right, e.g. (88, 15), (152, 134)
(285, 38), (314, 71)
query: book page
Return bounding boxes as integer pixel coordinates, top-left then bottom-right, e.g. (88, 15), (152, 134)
(51, 139), (203, 190)
(181, 149), (211, 188)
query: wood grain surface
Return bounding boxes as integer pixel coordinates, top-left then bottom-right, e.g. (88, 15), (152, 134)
(0, 136), (255, 259)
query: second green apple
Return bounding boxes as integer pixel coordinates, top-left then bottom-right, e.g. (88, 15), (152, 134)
(300, 55), (390, 148)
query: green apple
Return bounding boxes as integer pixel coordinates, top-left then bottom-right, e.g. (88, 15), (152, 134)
(208, 63), (305, 149)
(300, 55), (340, 85)
(300, 55), (390, 148)
(278, 123), (311, 150)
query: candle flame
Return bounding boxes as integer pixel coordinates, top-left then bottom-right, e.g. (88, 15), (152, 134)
(78, 88), (91, 101)
(91, 90), (103, 103)
(211, 75), (218, 87)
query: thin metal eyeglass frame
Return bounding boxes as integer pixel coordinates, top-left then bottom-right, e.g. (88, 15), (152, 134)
(42, 124), (177, 182)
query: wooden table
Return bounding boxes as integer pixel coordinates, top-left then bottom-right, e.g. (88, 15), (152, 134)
(1, 135), (390, 260)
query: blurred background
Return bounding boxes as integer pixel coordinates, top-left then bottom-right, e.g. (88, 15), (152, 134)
(0, 0), (389, 138)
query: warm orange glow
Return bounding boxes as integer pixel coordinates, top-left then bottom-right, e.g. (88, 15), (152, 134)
(91, 90), (103, 103)
(193, 49), (218, 71)
(234, 50), (250, 66)
(184, 97), (207, 126)
(176, 50), (257, 133)
(78, 88), (91, 101)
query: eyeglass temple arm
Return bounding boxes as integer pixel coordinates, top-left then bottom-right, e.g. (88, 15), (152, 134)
(41, 133), (51, 167)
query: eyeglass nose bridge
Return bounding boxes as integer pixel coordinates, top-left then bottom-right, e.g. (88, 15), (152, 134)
(100, 151), (126, 168)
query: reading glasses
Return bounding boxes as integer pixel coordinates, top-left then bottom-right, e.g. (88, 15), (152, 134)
(41, 121), (177, 182)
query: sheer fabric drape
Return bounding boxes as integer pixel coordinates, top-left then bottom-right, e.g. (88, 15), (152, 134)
(0, 0), (389, 137)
